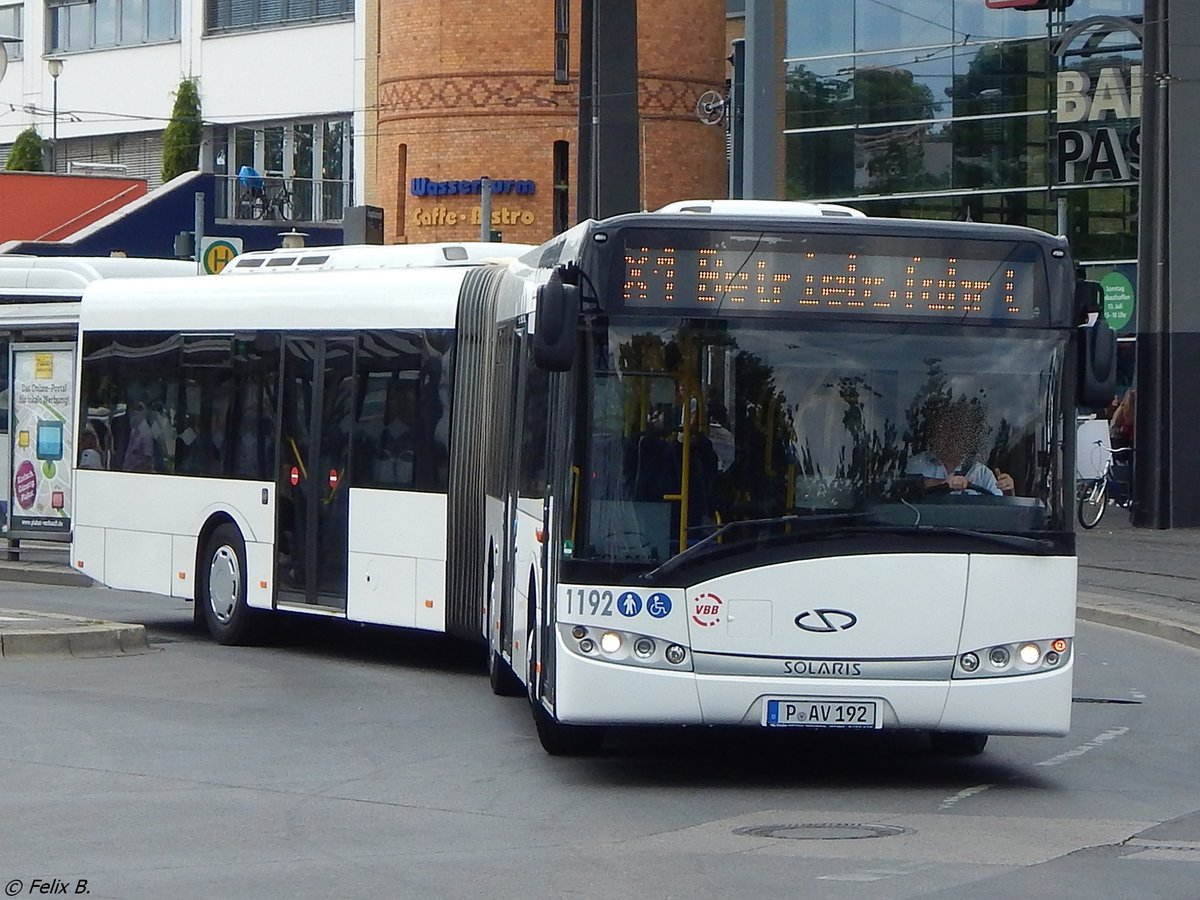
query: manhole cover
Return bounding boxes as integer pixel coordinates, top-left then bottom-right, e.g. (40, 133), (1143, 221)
(734, 823), (909, 841)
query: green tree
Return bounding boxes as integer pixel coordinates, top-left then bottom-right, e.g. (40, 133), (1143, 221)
(161, 78), (202, 182)
(4, 127), (45, 172)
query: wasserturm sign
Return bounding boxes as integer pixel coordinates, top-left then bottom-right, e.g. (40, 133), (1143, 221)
(411, 178), (536, 197)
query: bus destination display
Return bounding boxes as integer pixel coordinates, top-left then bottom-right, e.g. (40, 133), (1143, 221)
(619, 233), (1042, 322)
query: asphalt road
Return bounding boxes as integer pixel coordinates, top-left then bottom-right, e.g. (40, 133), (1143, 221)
(0, 582), (1198, 899)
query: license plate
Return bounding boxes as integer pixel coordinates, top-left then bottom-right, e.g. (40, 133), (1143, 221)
(764, 698), (880, 729)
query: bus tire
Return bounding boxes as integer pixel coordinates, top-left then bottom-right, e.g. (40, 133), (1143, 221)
(489, 646), (524, 697)
(199, 523), (263, 646)
(531, 700), (604, 756)
(486, 553), (523, 697)
(929, 731), (988, 756)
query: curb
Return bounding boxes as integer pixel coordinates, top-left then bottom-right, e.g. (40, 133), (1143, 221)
(1078, 602), (1200, 653)
(0, 561), (92, 588)
(0, 608), (150, 660)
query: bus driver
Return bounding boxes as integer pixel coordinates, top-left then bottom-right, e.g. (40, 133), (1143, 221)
(906, 399), (1015, 496)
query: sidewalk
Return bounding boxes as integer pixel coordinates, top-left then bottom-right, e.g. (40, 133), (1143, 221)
(1, 516), (1198, 653)
(1075, 513), (1200, 651)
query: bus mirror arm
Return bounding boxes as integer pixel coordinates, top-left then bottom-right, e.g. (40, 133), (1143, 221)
(1074, 279), (1103, 322)
(1078, 314), (1117, 408)
(533, 270), (580, 372)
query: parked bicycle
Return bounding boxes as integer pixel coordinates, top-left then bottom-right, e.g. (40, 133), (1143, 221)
(237, 166), (293, 221)
(1077, 438), (1133, 529)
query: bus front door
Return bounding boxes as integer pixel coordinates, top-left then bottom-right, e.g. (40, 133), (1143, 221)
(276, 336), (353, 610)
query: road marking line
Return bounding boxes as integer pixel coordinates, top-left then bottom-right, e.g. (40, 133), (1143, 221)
(939, 783), (995, 810)
(1035, 726), (1129, 767)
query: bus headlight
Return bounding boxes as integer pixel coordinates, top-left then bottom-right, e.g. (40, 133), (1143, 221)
(955, 638), (1072, 679)
(559, 624), (692, 671)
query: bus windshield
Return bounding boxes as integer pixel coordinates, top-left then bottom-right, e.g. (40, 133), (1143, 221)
(572, 318), (1067, 569)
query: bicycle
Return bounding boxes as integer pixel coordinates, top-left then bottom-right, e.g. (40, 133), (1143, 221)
(239, 182), (292, 221)
(236, 166), (292, 221)
(1076, 439), (1133, 529)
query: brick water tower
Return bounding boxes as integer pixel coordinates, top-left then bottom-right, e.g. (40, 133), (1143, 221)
(368, 0), (727, 244)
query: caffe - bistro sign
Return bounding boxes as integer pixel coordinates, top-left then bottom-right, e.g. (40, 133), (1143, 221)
(1056, 64), (1140, 184)
(410, 177), (538, 228)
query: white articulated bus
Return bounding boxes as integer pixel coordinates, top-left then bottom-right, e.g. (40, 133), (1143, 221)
(72, 243), (531, 641)
(483, 203), (1112, 755)
(71, 212), (1113, 756)
(1, 255), (196, 537)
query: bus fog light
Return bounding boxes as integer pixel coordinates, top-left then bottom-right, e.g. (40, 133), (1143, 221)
(988, 646), (1010, 667)
(1018, 643), (1041, 665)
(578, 638), (596, 654)
(571, 625), (587, 640)
(634, 638), (655, 658)
(1044, 650), (1061, 666)
(665, 644), (687, 665)
(600, 632), (622, 654)
(959, 652), (980, 672)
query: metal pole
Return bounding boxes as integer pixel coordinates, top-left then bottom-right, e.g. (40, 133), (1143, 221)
(47, 58), (63, 173)
(1134, 0), (1169, 527)
(51, 76), (58, 173)
(194, 192), (205, 271)
(480, 176), (492, 242)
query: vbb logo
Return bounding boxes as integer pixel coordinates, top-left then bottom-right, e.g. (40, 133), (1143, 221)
(691, 592), (722, 628)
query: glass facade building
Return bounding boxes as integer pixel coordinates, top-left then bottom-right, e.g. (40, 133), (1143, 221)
(782, 0), (1142, 371)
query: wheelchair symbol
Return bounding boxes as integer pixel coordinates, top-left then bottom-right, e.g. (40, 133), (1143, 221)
(646, 593), (672, 618)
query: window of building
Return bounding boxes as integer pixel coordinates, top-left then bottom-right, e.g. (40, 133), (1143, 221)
(205, 0), (351, 35)
(47, 0), (178, 51)
(554, 0), (568, 83)
(0, 4), (23, 60)
(553, 140), (569, 234)
(211, 115), (353, 223)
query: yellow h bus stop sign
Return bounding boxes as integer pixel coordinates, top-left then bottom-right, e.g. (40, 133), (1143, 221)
(200, 237), (243, 274)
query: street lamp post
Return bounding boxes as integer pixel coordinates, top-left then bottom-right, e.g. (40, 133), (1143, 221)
(47, 57), (63, 173)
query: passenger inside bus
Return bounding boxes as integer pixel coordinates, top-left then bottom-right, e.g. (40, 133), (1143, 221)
(631, 400), (721, 548)
(906, 398), (1015, 497)
(371, 388), (417, 486)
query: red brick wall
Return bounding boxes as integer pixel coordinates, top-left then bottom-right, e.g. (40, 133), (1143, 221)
(374, 0), (726, 245)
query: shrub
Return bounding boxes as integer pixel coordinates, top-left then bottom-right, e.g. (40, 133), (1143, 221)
(162, 78), (202, 182)
(5, 128), (45, 172)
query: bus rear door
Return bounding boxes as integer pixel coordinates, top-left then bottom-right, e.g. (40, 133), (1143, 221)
(276, 336), (353, 610)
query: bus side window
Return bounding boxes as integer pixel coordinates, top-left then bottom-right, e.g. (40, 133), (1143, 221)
(519, 338), (550, 498)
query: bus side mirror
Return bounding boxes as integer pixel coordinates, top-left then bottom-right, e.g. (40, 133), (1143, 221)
(1079, 315), (1117, 408)
(1075, 279), (1102, 321)
(533, 275), (580, 372)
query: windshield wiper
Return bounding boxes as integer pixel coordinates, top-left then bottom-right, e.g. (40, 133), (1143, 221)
(870, 525), (1057, 553)
(637, 513), (870, 582)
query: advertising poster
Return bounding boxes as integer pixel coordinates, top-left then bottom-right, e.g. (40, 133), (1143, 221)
(7, 343), (75, 539)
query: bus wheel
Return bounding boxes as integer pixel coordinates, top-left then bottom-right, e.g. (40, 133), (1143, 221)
(930, 731), (988, 756)
(489, 645), (524, 697)
(531, 700), (604, 756)
(199, 523), (262, 646)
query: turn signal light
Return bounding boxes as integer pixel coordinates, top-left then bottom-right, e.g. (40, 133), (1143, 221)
(1051, 638), (1068, 653)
